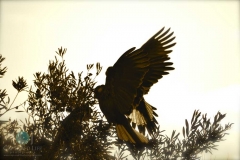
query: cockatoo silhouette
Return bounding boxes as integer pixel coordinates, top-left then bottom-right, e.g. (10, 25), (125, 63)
(94, 27), (176, 146)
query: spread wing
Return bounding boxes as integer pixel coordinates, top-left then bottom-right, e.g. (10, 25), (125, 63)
(105, 27), (176, 116)
(140, 27), (176, 94)
(130, 28), (176, 135)
(105, 48), (150, 114)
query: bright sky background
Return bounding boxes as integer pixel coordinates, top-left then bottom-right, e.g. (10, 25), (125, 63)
(0, 1), (239, 159)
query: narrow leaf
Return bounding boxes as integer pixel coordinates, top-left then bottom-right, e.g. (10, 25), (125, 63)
(185, 119), (189, 137)
(191, 110), (196, 124)
(183, 126), (185, 138)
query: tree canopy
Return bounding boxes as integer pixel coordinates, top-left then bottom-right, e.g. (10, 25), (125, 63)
(0, 48), (233, 160)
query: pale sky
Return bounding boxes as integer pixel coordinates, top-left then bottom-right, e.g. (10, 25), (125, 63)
(0, 1), (240, 159)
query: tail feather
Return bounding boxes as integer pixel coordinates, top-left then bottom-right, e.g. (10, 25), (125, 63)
(128, 99), (158, 136)
(116, 124), (148, 144)
(128, 109), (147, 125)
(133, 128), (149, 143)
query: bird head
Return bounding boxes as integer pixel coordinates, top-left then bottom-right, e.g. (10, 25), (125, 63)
(94, 85), (105, 99)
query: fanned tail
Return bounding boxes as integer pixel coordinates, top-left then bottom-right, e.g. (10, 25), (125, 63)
(129, 99), (158, 136)
(116, 124), (148, 144)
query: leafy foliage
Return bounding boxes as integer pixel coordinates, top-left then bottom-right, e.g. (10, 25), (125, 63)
(0, 55), (7, 79)
(12, 77), (28, 92)
(0, 54), (8, 120)
(0, 48), (233, 160)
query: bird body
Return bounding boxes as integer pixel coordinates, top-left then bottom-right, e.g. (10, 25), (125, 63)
(95, 85), (149, 145)
(94, 27), (176, 146)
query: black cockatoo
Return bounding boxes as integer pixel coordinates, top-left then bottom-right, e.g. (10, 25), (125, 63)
(94, 27), (176, 146)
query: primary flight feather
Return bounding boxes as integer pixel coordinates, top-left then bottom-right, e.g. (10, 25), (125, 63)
(94, 27), (176, 146)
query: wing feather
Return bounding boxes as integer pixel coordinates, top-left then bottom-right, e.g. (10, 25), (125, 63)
(104, 27), (175, 119)
(127, 28), (176, 135)
(105, 48), (149, 114)
(140, 27), (176, 94)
